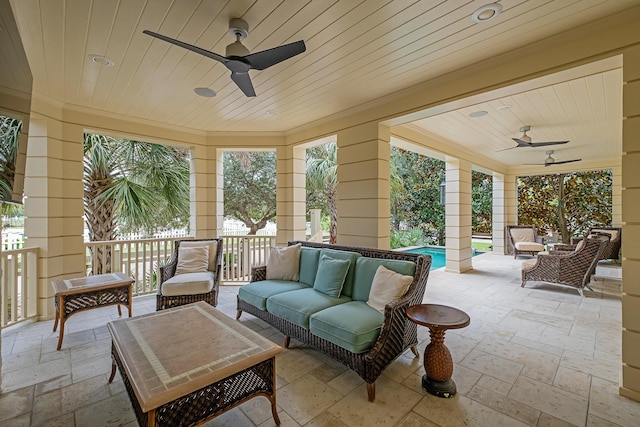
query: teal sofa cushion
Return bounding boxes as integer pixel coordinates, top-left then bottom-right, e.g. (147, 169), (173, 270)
(310, 301), (384, 353)
(351, 258), (416, 302)
(319, 248), (361, 297)
(238, 280), (309, 310)
(266, 288), (350, 329)
(299, 247), (321, 286)
(313, 255), (351, 298)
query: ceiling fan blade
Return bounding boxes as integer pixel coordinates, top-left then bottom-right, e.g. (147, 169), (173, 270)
(546, 158), (582, 166)
(496, 146), (518, 152)
(143, 30), (227, 64)
(511, 138), (532, 147)
(231, 72), (256, 97)
(529, 140), (569, 147)
(245, 40), (306, 70)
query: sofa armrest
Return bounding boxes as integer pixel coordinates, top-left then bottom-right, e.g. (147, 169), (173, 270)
(251, 265), (267, 282)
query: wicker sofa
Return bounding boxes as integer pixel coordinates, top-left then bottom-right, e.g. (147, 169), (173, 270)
(236, 241), (432, 401)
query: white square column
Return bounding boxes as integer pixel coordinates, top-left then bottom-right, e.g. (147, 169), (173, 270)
(445, 159), (472, 273)
(492, 173), (517, 254)
(276, 146), (306, 246)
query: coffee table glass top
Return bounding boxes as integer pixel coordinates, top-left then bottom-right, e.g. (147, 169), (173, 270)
(108, 301), (282, 411)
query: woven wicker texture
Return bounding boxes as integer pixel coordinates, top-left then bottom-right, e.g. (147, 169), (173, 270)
(522, 236), (608, 292)
(238, 241), (432, 399)
(569, 227), (622, 261)
(112, 344), (277, 427)
(55, 285), (130, 317)
(157, 239), (223, 310)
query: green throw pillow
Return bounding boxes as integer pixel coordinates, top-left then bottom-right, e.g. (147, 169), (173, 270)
(313, 255), (351, 298)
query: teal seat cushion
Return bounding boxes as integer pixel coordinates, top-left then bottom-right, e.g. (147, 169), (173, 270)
(313, 255), (351, 298)
(319, 248), (361, 297)
(266, 288), (350, 329)
(310, 301), (384, 353)
(299, 247), (321, 286)
(351, 258), (416, 301)
(238, 280), (309, 310)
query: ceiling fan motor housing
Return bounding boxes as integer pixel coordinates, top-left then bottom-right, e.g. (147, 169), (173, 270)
(226, 18), (250, 57)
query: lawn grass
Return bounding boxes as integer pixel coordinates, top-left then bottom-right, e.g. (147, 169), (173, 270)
(472, 241), (493, 251)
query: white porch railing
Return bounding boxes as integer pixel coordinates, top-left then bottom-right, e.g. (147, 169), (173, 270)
(1, 247), (38, 327)
(0, 235), (277, 326)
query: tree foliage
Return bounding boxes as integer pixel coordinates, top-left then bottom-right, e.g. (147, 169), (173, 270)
(518, 170), (612, 242)
(223, 151), (276, 234)
(472, 171), (493, 234)
(306, 142), (338, 243)
(390, 147), (445, 245)
(0, 116), (21, 203)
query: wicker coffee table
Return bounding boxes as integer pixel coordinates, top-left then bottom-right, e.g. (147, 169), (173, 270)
(406, 304), (470, 398)
(107, 301), (283, 426)
(52, 272), (133, 350)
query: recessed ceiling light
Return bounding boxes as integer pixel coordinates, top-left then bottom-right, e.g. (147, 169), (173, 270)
(496, 104), (512, 111)
(471, 3), (503, 23)
(194, 87), (216, 97)
(469, 110), (488, 118)
(87, 54), (114, 66)
(265, 109), (279, 116)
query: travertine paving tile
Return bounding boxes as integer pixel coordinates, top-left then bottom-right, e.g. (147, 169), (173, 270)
(328, 377), (422, 427)
(73, 392), (135, 426)
(586, 414), (622, 427)
(588, 377), (640, 426)
(0, 385), (33, 422)
(396, 411), (439, 427)
(467, 385), (541, 426)
(476, 375), (513, 396)
(276, 349), (325, 384)
(560, 351), (619, 383)
(70, 353), (112, 383)
(278, 375), (342, 425)
(414, 393), (529, 427)
(2, 356), (70, 393)
(537, 412), (579, 426)
(326, 369), (364, 396)
(553, 366), (591, 398)
(508, 376), (588, 426)
(460, 349), (524, 384)
(202, 406), (254, 427)
(305, 411), (349, 426)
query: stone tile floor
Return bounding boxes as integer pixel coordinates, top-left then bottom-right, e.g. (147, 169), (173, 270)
(1, 252), (637, 426)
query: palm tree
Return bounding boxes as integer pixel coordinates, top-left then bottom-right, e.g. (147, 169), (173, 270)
(84, 133), (189, 273)
(306, 142), (338, 243)
(0, 116), (21, 202)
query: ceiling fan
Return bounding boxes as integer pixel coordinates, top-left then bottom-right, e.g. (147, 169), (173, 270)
(528, 150), (582, 167)
(498, 125), (569, 151)
(143, 18), (306, 97)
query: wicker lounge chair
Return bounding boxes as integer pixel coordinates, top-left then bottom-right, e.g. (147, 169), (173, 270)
(568, 226), (621, 262)
(157, 239), (223, 310)
(507, 225), (545, 259)
(521, 235), (609, 297)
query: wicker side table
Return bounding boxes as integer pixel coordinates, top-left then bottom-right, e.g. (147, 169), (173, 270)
(406, 304), (470, 398)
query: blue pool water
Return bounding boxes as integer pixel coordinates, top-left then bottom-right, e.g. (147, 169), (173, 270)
(403, 246), (483, 270)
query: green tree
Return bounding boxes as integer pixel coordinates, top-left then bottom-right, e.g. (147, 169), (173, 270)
(306, 142), (338, 243)
(84, 133), (190, 272)
(223, 151), (276, 234)
(472, 171), (493, 234)
(390, 147), (445, 245)
(518, 170), (612, 242)
(0, 116), (21, 202)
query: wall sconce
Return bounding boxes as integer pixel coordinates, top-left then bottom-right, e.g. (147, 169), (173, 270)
(439, 177), (446, 206)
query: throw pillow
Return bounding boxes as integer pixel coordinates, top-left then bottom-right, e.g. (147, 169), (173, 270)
(266, 244), (302, 281)
(313, 255), (351, 298)
(175, 246), (210, 275)
(367, 265), (413, 313)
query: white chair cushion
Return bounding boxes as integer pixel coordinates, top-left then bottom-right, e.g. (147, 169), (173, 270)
(266, 244), (301, 281)
(175, 246), (209, 275)
(161, 271), (215, 296)
(522, 259), (538, 269)
(592, 229), (618, 240)
(515, 242), (545, 251)
(179, 241), (218, 272)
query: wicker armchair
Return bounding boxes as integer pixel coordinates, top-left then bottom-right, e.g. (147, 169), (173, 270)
(157, 239), (223, 310)
(507, 225), (545, 259)
(521, 235), (609, 297)
(569, 226), (621, 262)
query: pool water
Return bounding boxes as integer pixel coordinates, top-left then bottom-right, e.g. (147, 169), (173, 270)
(403, 246), (484, 270)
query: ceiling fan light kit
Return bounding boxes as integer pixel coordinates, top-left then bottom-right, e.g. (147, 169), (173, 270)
(143, 18), (306, 97)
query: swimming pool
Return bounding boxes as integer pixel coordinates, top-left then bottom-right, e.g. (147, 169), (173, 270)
(403, 246), (484, 270)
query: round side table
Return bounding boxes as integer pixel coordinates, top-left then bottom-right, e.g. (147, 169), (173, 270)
(406, 304), (470, 398)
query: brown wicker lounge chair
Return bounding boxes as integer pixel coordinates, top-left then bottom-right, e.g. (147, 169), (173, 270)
(157, 239), (223, 310)
(507, 225), (545, 259)
(569, 226), (621, 262)
(521, 235), (609, 297)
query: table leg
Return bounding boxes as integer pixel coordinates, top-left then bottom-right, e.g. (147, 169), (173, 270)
(271, 357), (281, 425)
(56, 295), (66, 351)
(128, 285), (133, 317)
(109, 357), (117, 383)
(422, 327), (456, 398)
(52, 296), (59, 332)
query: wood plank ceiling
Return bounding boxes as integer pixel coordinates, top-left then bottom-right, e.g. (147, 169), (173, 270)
(8, 0), (634, 165)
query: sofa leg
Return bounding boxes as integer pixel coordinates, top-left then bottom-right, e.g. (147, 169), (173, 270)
(283, 336), (290, 348)
(367, 383), (375, 402)
(236, 310), (242, 320)
(410, 346), (419, 358)
(521, 281), (526, 288)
